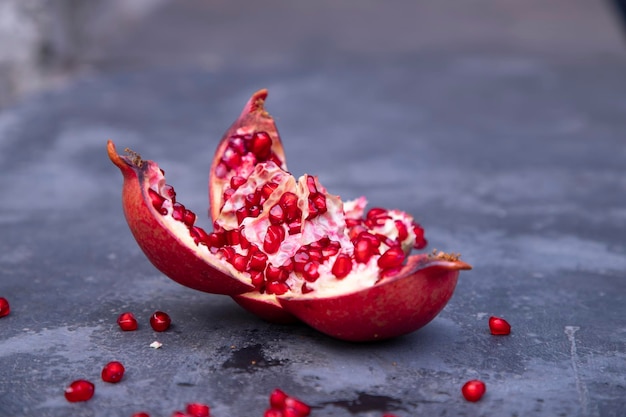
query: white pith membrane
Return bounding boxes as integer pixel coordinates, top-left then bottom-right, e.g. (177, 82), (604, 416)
(143, 157), (423, 299)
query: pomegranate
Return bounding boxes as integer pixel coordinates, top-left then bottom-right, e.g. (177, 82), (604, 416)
(488, 316), (511, 335)
(461, 379), (486, 402)
(108, 89), (471, 341)
(266, 389), (311, 417)
(0, 297), (9, 318)
(64, 379), (95, 402)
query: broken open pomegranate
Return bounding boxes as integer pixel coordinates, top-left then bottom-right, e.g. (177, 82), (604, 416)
(108, 89), (471, 341)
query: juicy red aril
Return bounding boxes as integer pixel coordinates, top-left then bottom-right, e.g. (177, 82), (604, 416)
(303, 261), (320, 282)
(190, 226), (211, 246)
(266, 264), (289, 282)
(285, 397), (311, 416)
(413, 223), (427, 249)
(101, 361), (125, 383)
(172, 203), (196, 227)
(148, 188), (168, 215)
(186, 402), (211, 417)
(221, 148), (241, 169)
(0, 297), (10, 318)
(131, 413), (150, 417)
(230, 175), (247, 190)
(267, 281), (289, 295)
(331, 254), (353, 279)
(64, 379), (95, 402)
(269, 204), (285, 225)
(117, 312), (138, 331)
(395, 220), (408, 242)
(264, 225), (285, 254)
(462, 379), (486, 402)
(269, 389), (288, 409)
(150, 311), (171, 332)
(264, 411), (282, 417)
(489, 316), (511, 335)
(354, 238), (374, 264)
(231, 253), (248, 272)
(229, 135), (246, 154)
(279, 192), (299, 220)
(250, 131), (273, 160)
(377, 247), (405, 270)
(249, 251), (268, 271)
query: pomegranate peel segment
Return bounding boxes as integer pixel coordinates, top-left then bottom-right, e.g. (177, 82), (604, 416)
(209, 88), (287, 221)
(276, 254), (471, 342)
(107, 140), (255, 295)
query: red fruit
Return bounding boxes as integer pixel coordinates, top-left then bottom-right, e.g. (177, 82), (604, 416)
(131, 413), (151, 417)
(101, 361), (125, 383)
(186, 402), (211, 417)
(462, 379), (486, 402)
(0, 297), (9, 318)
(117, 312), (138, 331)
(108, 90), (471, 341)
(150, 311), (171, 332)
(64, 379), (95, 402)
(266, 389), (310, 417)
(489, 316), (511, 335)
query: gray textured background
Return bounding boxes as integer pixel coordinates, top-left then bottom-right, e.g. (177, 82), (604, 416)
(1, 1), (625, 416)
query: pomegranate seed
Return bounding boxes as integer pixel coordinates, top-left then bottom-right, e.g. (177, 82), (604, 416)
(230, 175), (247, 190)
(412, 223), (427, 249)
(269, 389), (288, 409)
(250, 131), (273, 160)
(229, 135), (246, 154)
(264, 410), (283, 417)
(150, 311), (171, 332)
(301, 282), (314, 294)
(101, 361), (125, 383)
(131, 413), (150, 417)
(462, 379), (486, 402)
(266, 264), (289, 282)
(395, 220), (408, 242)
(306, 175), (318, 194)
(345, 218), (362, 228)
(64, 379), (95, 402)
(303, 261), (320, 282)
(215, 162), (228, 179)
(367, 207), (388, 220)
(377, 247), (405, 270)
(279, 192), (299, 220)
(322, 241), (340, 258)
(250, 271), (265, 289)
(354, 238), (373, 264)
(266, 281), (289, 295)
(293, 251), (310, 273)
(285, 397), (311, 416)
(190, 226), (211, 246)
(249, 251), (268, 271)
(269, 204), (285, 225)
(223, 188), (235, 202)
(226, 228), (242, 246)
(489, 316), (511, 335)
(245, 192), (262, 208)
(207, 231), (226, 248)
(0, 297), (10, 318)
(117, 312), (138, 331)
(231, 253), (249, 272)
(310, 193), (327, 214)
(287, 218), (302, 235)
(218, 246), (236, 261)
(263, 225), (285, 254)
(186, 402), (211, 417)
(148, 189), (168, 215)
(331, 254), (353, 279)
(162, 184), (176, 202)
(261, 182), (278, 199)
(221, 148), (241, 169)
(236, 207), (249, 224)
(171, 412), (187, 417)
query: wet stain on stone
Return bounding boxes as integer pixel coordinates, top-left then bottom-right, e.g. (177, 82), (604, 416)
(177, 382), (195, 387)
(222, 343), (284, 372)
(323, 392), (405, 413)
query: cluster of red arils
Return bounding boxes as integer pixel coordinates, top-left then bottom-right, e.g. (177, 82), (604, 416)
(117, 310), (172, 332)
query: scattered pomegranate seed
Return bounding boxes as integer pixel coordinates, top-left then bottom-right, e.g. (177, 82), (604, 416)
(131, 413), (150, 417)
(462, 379), (486, 402)
(101, 361), (125, 383)
(117, 312), (138, 331)
(150, 311), (171, 332)
(186, 402), (211, 417)
(266, 389), (310, 417)
(489, 316), (511, 335)
(0, 297), (10, 318)
(64, 379), (95, 402)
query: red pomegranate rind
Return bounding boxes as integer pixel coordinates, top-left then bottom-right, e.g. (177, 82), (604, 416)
(107, 140), (254, 295)
(278, 254), (471, 341)
(231, 293), (298, 324)
(209, 89), (287, 221)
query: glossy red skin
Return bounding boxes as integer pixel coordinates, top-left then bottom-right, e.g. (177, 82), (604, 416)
(108, 141), (254, 295)
(278, 255), (470, 341)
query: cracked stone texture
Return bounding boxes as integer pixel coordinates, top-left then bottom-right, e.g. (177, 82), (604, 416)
(1, 1), (625, 416)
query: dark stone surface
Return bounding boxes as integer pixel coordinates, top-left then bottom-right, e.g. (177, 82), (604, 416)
(1, 1), (626, 416)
